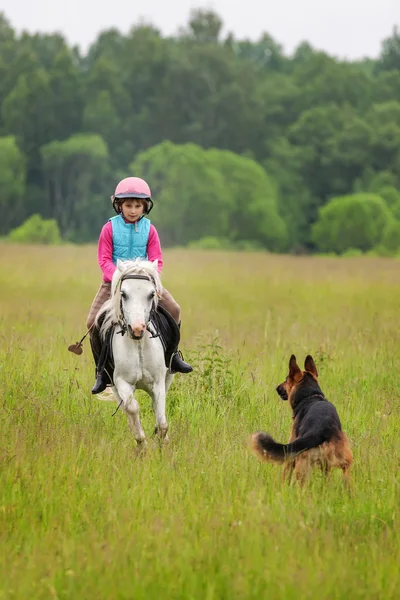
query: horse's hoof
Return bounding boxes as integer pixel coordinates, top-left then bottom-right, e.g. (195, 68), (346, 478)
(135, 439), (147, 455)
(154, 426), (169, 440)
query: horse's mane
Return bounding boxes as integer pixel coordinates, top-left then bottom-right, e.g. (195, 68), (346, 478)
(96, 258), (163, 338)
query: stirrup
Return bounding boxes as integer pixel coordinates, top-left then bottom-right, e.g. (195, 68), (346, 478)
(169, 350), (193, 374)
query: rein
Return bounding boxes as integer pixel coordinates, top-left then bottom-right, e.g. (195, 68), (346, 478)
(116, 273), (159, 339)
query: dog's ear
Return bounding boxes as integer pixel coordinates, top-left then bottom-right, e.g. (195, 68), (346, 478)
(304, 355), (318, 377)
(289, 354), (302, 380)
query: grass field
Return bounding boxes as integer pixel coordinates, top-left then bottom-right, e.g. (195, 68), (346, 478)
(1, 243), (399, 599)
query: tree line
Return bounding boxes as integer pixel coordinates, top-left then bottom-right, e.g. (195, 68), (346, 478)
(1, 9), (400, 253)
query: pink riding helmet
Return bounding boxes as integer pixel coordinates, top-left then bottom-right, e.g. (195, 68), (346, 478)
(112, 177), (153, 214)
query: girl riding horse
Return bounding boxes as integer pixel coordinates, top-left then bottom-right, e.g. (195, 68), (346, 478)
(87, 176), (192, 394)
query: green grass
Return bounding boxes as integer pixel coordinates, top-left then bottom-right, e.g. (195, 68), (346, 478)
(1, 243), (399, 599)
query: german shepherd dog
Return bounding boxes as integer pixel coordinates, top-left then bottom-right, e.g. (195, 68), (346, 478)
(251, 355), (353, 485)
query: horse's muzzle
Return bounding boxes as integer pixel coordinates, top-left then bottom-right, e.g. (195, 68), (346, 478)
(128, 323), (146, 340)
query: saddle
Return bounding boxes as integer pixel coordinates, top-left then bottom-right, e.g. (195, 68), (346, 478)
(100, 305), (181, 385)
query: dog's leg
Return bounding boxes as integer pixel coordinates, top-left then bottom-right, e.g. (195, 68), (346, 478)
(283, 460), (295, 484)
(295, 455), (311, 486)
(342, 466), (352, 494)
(321, 461), (331, 480)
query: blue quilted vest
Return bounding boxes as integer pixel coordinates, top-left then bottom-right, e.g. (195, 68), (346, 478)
(110, 215), (150, 264)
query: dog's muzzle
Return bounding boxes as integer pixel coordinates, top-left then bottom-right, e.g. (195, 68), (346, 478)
(276, 384), (288, 401)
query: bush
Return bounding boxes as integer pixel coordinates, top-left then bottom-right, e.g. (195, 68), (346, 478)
(187, 237), (265, 251)
(187, 237), (234, 250)
(235, 239), (264, 252)
(312, 193), (391, 254)
(341, 248), (364, 257)
(378, 186), (400, 220)
(8, 214), (62, 245)
(380, 218), (400, 253)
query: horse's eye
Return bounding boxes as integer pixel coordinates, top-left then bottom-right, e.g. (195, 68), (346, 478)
(121, 291), (127, 300)
(148, 290), (155, 301)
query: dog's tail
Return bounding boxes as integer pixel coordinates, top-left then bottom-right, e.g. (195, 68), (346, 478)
(251, 432), (325, 463)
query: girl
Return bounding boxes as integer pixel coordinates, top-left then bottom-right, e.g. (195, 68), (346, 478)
(87, 176), (192, 395)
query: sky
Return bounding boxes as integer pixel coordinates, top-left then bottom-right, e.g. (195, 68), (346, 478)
(1, 0), (399, 59)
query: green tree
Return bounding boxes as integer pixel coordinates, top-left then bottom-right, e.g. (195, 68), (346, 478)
(49, 47), (83, 140)
(0, 13), (17, 119)
(130, 141), (286, 250)
(312, 193), (392, 253)
(83, 90), (121, 148)
(380, 219), (400, 253)
(364, 102), (400, 175)
(207, 148), (287, 250)
(286, 104), (372, 206)
(229, 32), (287, 73)
(40, 133), (109, 237)
(0, 135), (26, 234)
(1, 8), (400, 246)
(372, 70), (400, 104)
(181, 9), (223, 44)
(377, 26), (400, 72)
(265, 137), (315, 250)
(130, 141), (228, 246)
(2, 68), (55, 177)
(290, 51), (373, 112)
(83, 64), (132, 167)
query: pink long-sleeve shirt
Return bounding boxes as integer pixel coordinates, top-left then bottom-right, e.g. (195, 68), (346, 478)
(98, 220), (163, 282)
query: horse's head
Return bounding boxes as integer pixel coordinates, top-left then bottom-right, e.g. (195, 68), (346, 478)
(113, 259), (162, 340)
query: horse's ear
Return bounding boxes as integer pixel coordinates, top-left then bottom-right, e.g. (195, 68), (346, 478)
(151, 259), (158, 271)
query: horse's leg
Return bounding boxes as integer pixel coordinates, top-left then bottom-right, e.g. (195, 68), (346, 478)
(165, 372), (174, 395)
(113, 379), (146, 446)
(151, 382), (168, 440)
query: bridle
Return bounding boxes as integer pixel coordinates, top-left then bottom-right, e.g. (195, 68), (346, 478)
(116, 274), (159, 339)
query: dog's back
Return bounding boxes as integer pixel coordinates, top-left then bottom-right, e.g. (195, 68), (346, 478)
(293, 391), (342, 442)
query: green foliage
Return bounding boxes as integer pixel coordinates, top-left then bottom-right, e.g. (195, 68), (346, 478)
(8, 213), (61, 244)
(340, 248), (364, 257)
(0, 135), (26, 234)
(264, 137), (314, 249)
(377, 26), (400, 72)
(184, 8), (223, 43)
(40, 133), (109, 237)
(1, 68), (56, 166)
(206, 148), (287, 250)
(0, 9), (400, 251)
(378, 186), (400, 220)
(312, 193), (392, 253)
(131, 141), (286, 250)
(131, 141), (229, 246)
(188, 236), (264, 251)
(188, 236), (234, 250)
(380, 218), (400, 252)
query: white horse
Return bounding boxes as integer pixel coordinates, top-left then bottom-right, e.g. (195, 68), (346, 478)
(96, 259), (174, 445)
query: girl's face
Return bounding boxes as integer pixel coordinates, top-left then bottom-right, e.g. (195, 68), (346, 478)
(120, 199), (146, 223)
